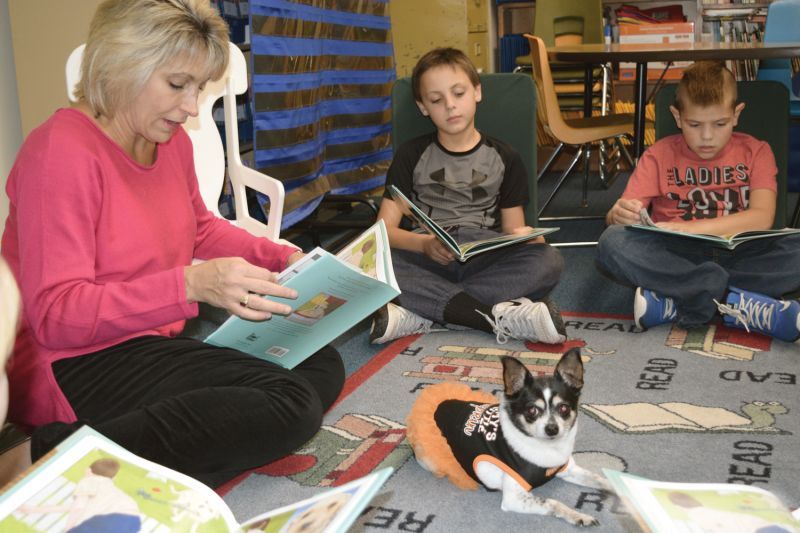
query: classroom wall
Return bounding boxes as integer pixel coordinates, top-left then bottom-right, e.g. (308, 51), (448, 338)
(8, 0), (103, 137)
(0, 0), (22, 228)
(390, 0), (467, 78)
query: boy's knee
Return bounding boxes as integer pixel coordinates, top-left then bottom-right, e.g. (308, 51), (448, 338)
(596, 225), (626, 263)
(539, 244), (564, 287)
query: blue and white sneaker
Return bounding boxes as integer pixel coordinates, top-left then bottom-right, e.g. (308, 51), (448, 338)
(716, 287), (800, 343)
(633, 287), (677, 330)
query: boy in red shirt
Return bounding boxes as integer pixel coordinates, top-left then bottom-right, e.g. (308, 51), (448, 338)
(596, 61), (800, 342)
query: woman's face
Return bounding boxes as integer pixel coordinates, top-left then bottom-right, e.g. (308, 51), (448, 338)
(123, 56), (210, 144)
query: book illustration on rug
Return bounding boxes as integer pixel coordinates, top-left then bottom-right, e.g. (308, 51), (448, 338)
(604, 469), (800, 532)
(0, 426), (392, 533)
(630, 208), (800, 250)
(388, 185), (559, 262)
(205, 219), (400, 368)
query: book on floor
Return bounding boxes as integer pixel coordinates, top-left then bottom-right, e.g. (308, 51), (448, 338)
(628, 208), (800, 250)
(388, 185), (558, 262)
(0, 426), (393, 533)
(604, 469), (800, 533)
(205, 219), (400, 368)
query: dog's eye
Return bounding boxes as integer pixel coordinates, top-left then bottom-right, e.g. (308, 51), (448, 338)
(526, 405), (540, 418)
(557, 404), (571, 417)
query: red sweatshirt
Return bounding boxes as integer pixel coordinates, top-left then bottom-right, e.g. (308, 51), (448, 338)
(1, 108), (295, 427)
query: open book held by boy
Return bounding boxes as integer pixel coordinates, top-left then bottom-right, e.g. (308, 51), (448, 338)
(369, 47), (567, 347)
(597, 61), (800, 343)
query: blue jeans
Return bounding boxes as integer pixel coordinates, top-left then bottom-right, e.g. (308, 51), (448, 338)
(596, 225), (800, 327)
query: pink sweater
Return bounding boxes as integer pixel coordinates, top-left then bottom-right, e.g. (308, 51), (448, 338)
(1, 108), (296, 427)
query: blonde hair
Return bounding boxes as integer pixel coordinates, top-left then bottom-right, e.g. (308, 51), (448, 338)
(76, 0), (230, 118)
(674, 61), (738, 111)
(0, 258), (20, 367)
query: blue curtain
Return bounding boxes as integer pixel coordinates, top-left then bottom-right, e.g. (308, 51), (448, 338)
(250, 0), (395, 229)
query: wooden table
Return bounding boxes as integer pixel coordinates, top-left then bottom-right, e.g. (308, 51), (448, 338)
(548, 41), (800, 160)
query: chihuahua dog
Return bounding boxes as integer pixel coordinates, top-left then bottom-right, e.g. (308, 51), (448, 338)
(405, 348), (611, 526)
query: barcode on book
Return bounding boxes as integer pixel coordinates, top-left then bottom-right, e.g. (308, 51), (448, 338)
(265, 346), (289, 358)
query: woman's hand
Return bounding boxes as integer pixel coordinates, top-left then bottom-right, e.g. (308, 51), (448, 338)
(606, 198), (644, 226)
(421, 235), (455, 265)
(286, 249), (305, 267)
(184, 258), (297, 320)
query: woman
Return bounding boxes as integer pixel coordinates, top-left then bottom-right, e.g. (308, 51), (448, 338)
(0, 0), (344, 488)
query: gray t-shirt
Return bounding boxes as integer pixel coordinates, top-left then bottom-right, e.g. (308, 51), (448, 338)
(385, 132), (529, 230)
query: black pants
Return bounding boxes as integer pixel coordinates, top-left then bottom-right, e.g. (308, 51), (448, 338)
(31, 335), (345, 488)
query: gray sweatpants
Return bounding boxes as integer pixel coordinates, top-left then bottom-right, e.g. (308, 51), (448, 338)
(392, 226), (564, 322)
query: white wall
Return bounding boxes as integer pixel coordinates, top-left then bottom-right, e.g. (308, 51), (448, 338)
(0, 0), (22, 228)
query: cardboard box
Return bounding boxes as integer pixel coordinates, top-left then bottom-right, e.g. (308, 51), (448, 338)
(618, 22), (695, 81)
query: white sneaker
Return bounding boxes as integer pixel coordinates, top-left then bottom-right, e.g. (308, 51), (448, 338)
(369, 303), (440, 344)
(481, 297), (567, 345)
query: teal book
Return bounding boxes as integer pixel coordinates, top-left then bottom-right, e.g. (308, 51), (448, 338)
(630, 208), (800, 250)
(604, 469), (800, 533)
(205, 220), (400, 368)
(388, 185), (559, 262)
(0, 425), (393, 533)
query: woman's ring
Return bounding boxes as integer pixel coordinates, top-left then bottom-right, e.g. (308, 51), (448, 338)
(240, 293), (250, 307)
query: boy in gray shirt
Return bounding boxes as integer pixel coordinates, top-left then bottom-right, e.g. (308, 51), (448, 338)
(371, 48), (565, 345)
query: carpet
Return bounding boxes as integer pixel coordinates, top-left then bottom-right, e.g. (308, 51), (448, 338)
(219, 313), (800, 532)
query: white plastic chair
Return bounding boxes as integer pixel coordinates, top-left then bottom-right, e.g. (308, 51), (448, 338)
(66, 42), (288, 243)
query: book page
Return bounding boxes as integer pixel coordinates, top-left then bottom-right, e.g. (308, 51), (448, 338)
(335, 220), (398, 291)
(387, 185), (460, 256)
(238, 467), (392, 533)
(0, 426), (239, 532)
(605, 470), (800, 533)
(458, 227), (560, 258)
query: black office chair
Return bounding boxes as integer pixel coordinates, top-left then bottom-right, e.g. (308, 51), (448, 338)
(391, 73), (540, 226)
(654, 81), (789, 229)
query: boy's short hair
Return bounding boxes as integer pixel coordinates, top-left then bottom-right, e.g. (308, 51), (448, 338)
(90, 458), (121, 478)
(674, 61), (738, 111)
(411, 47), (480, 102)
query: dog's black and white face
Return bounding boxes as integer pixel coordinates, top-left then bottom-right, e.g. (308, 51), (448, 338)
(500, 348), (583, 441)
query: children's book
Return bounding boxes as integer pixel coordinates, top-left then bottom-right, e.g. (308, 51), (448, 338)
(629, 208), (800, 250)
(0, 426), (393, 533)
(205, 219), (400, 368)
(604, 469), (800, 533)
(388, 185), (559, 262)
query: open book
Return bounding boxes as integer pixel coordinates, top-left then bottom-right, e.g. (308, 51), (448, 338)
(605, 469), (800, 533)
(629, 208), (800, 250)
(388, 185), (558, 262)
(205, 220), (400, 368)
(0, 426), (392, 533)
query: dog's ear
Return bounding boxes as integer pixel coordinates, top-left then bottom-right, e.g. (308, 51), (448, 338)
(501, 356), (531, 397)
(554, 348), (584, 390)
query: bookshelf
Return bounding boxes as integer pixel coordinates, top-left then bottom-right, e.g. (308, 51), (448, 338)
(493, 0), (776, 79)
